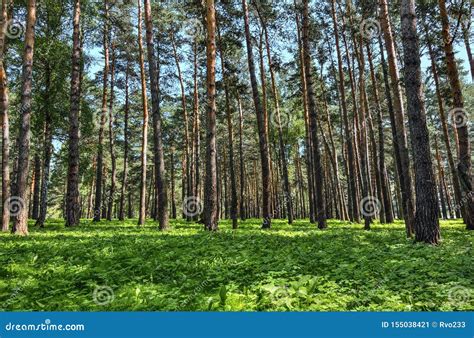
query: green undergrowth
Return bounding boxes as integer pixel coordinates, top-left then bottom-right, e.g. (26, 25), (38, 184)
(0, 218), (472, 311)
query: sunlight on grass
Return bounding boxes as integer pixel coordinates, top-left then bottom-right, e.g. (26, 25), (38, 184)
(0, 219), (472, 311)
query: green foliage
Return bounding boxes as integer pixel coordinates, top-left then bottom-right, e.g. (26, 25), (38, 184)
(0, 219), (472, 311)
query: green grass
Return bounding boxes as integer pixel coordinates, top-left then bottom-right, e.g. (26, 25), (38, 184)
(0, 218), (472, 311)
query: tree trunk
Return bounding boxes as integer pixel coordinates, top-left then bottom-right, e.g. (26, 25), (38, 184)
(137, 0), (148, 227)
(242, 0), (272, 228)
(144, 0), (169, 229)
(65, 0), (82, 227)
(302, 0), (326, 229)
(379, 0), (415, 236)
(217, 21), (238, 229)
(31, 154), (40, 220)
(11, 0), (36, 235)
(106, 43), (116, 221)
(439, 0), (474, 230)
(237, 95), (246, 221)
(401, 0), (440, 244)
(203, 0), (218, 231)
(0, 0), (10, 232)
(93, 0), (109, 223)
(118, 61), (130, 221)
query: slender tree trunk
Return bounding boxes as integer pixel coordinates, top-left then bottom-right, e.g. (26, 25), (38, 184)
(203, 0), (218, 231)
(137, 0), (148, 227)
(242, 0), (272, 228)
(237, 95), (246, 221)
(93, 0), (109, 223)
(379, 0), (415, 236)
(460, 18), (474, 82)
(401, 0), (440, 243)
(170, 145), (177, 219)
(217, 22), (238, 229)
(119, 61), (130, 221)
(65, 0), (82, 227)
(302, 0), (326, 229)
(11, 0), (36, 235)
(0, 0), (9, 232)
(31, 154), (40, 220)
(257, 8), (294, 224)
(144, 0), (168, 229)
(439, 0), (474, 230)
(424, 23), (463, 219)
(435, 136), (448, 219)
(106, 43), (116, 221)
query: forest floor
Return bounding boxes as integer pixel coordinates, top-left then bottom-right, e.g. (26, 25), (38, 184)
(0, 219), (472, 311)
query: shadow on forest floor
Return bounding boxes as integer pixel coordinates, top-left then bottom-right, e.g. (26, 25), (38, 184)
(0, 218), (472, 311)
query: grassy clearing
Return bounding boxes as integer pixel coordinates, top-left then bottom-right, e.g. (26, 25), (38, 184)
(0, 219), (472, 311)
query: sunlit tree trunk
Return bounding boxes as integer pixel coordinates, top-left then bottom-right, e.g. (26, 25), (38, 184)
(12, 0), (37, 235)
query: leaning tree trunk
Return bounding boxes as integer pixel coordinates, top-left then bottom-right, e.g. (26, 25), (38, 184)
(12, 0), (37, 236)
(93, 0), (109, 223)
(302, 0), (326, 229)
(204, 0), (218, 231)
(144, 0), (168, 230)
(439, 0), (474, 230)
(137, 0), (149, 227)
(401, 0), (440, 244)
(379, 0), (415, 237)
(65, 0), (82, 227)
(242, 0), (272, 229)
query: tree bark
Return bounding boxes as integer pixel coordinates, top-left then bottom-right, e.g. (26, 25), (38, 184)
(242, 0), (272, 228)
(204, 0), (218, 231)
(118, 61), (130, 221)
(12, 0), (36, 235)
(93, 0), (109, 223)
(137, 0), (149, 227)
(106, 42), (116, 221)
(144, 0), (169, 229)
(302, 0), (326, 229)
(379, 0), (415, 236)
(439, 0), (474, 230)
(31, 153), (40, 220)
(401, 0), (440, 243)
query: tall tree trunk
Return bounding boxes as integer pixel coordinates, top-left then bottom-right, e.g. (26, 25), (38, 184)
(379, 0), (415, 236)
(203, 0), (218, 231)
(144, 0), (168, 229)
(65, 0), (82, 227)
(424, 22), (463, 219)
(31, 154), (40, 220)
(366, 42), (394, 223)
(11, 0), (36, 235)
(257, 8), (294, 224)
(217, 21), (238, 229)
(119, 61), (130, 221)
(401, 0), (440, 244)
(434, 136), (448, 219)
(439, 0), (474, 230)
(0, 0), (9, 232)
(170, 31), (191, 219)
(93, 0), (109, 223)
(137, 0), (149, 227)
(302, 0), (326, 229)
(170, 145), (177, 219)
(242, 0), (272, 228)
(237, 95), (246, 221)
(106, 43), (116, 221)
